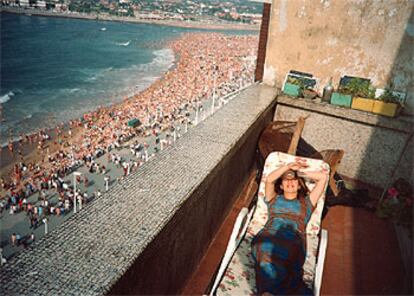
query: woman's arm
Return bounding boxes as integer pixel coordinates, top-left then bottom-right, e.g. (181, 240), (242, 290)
(264, 161), (307, 202)
(299, 170), (329, 206)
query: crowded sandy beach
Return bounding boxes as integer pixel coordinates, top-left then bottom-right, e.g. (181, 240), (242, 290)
(0, 32), (258, 260)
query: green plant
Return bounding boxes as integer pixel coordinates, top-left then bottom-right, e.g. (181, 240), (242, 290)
(339, 78), (375, 98)
(286, 76), (318, 98)
(286, 76), (305, 89)
(378, 88), (403, 105)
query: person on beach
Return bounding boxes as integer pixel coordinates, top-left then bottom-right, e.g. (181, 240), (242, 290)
(251, 161), (328, 295)
(11, 233), (17, 246)
(8, 141), (14, 155)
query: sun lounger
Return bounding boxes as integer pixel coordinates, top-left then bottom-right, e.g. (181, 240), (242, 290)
(211, 152), (330, 295)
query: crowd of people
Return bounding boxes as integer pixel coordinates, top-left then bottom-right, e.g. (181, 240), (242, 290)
(0, 32), (258, 254)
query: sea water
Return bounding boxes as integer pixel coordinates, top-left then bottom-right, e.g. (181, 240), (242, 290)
(2, 12), (247, 145)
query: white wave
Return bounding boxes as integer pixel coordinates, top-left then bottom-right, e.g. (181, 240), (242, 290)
(152, 48), (175, 70)
(77, 68), (96, 76)
(69, 88), (80, 93)
(84, 67), (113, 82)
(116, 40), (131, 47)
(86, 76), (97, 82)
(101, 27), (107, 31)
(0, 91), (15, 104)
(64, 48), (176, 110)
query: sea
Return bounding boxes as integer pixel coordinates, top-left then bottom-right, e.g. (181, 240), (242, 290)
(0, 12), (254, 146)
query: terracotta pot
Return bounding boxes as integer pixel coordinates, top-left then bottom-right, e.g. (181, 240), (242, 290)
(302, 89), (318, 100)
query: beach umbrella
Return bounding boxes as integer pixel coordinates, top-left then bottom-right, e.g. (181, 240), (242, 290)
(128, 118), (141, 128)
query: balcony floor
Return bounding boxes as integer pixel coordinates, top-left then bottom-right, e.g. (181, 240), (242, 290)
(321, 205), (408, 294)
(183, 201), (409, 295)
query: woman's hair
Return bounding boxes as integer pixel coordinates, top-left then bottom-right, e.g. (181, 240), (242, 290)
(274, 172), (309, 199)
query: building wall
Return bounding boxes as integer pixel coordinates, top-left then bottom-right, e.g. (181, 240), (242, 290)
(263, 0), (414, 112)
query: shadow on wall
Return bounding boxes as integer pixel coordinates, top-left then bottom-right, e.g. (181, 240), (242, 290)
(388, 8), (414, 115)
(351, 6), (413, 295)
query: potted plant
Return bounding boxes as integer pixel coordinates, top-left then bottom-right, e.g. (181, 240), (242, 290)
(302, 86), (318, 100)
(330, 76), (357, 108)
(349, 78), (376, 112)
(373, 88), (403, 117)
(283, 71), (318, 99)
(376, 178), (413, 238)
(283, 76), (305, 98)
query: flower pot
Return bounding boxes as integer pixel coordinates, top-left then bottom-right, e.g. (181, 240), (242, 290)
(302, 89), (318, 100)
(331, 92), (352, 107)
(372, 100), (399, 117)
(351, 97), (375, 112)
(283, 82), (301, 97)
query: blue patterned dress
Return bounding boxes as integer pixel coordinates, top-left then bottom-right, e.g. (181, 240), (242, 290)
(251, 194), (313, 295)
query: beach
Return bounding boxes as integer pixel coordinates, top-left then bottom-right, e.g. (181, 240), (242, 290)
(1, 17), (258, 188)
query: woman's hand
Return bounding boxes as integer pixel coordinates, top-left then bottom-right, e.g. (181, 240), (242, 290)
(287, 161), (308, 171)
(265, 161), (308, 202)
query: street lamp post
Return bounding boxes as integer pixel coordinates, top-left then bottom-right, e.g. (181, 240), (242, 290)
(211, 65), (219, 115)
(43, 217), (48, 235)
(73, 171), (82, 213)
(104, 176), (110, 192)
(78, 194), (83, 211)
(195, 102), (199, 125)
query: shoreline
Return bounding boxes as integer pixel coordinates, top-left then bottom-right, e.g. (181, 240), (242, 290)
(0, 33), (258, 178)
(0, 39), (177, 148)
(0, 47), (176, 172)
(0, 61), (173, 172)
(0, 7), (260, 31)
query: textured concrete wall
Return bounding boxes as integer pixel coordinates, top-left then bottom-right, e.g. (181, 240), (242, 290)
(0, 84), (278, 296)
(274, 95), (413, 189)
(263, 0), (414, 112)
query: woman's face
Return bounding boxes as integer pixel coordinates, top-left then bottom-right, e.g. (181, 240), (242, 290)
(281, 177), (300, 193)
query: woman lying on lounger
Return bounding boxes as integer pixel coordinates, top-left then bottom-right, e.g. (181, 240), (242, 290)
(252, 160), (328, 295)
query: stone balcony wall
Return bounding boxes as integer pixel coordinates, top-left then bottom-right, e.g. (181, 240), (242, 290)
(0, 84), (278, 296)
